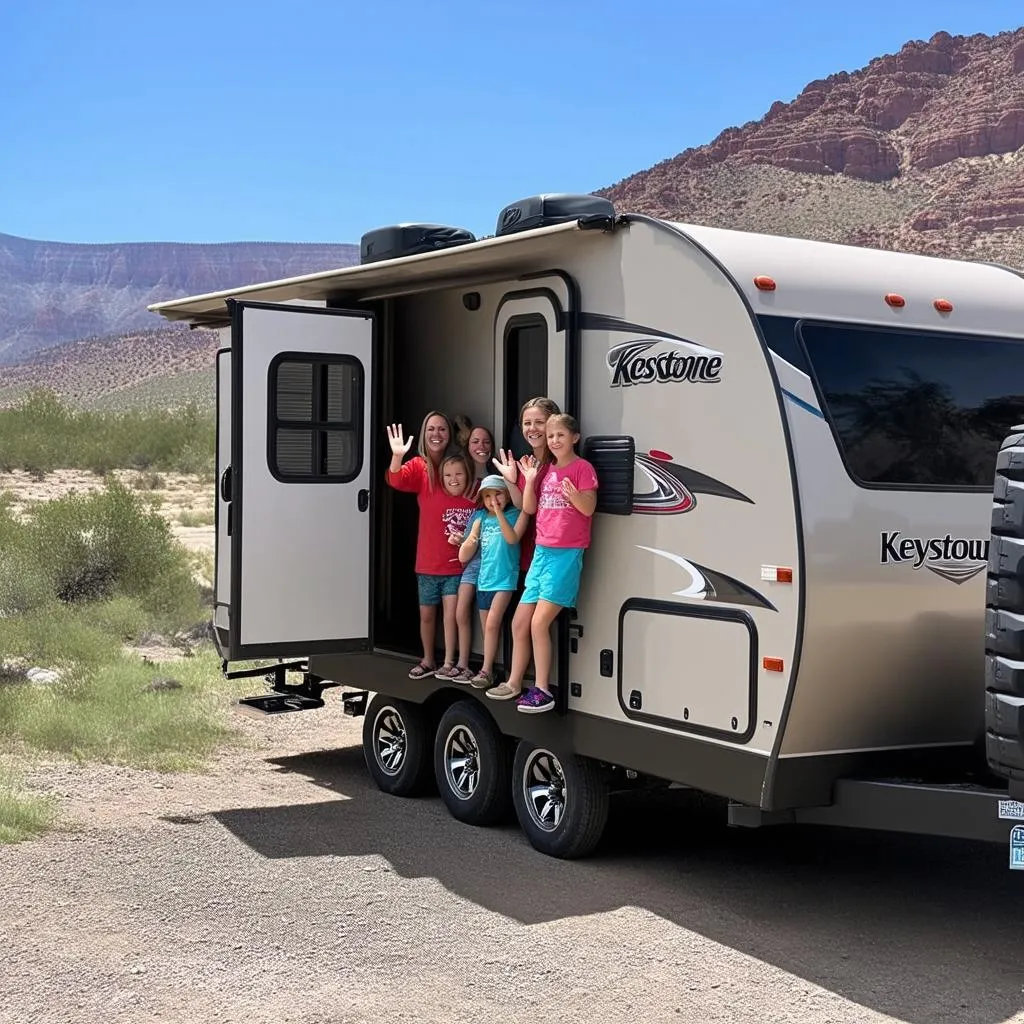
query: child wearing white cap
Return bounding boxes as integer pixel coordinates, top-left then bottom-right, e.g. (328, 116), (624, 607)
(458, 474), (531, 688)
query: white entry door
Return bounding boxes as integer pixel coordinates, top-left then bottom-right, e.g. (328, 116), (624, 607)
(225, 299), (374, 660)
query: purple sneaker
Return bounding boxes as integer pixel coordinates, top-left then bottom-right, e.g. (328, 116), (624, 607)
(516, 687), (555, 713)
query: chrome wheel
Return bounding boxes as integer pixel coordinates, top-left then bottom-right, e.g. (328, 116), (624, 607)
(521, 748), (565, 832)
(443, 724), (480, 801)
(373, 705), (406, 776)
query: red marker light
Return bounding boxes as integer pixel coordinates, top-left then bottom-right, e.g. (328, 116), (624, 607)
(648, 450), (673, 461)
(885, 293), (906, 308)
(763, 657), (785, 672)
(754, 275), (776, 292)
(934, 298), (953, 313)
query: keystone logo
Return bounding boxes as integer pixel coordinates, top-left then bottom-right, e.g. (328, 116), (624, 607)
(607, 338), (723, 388)
(879, 531), (989, 585)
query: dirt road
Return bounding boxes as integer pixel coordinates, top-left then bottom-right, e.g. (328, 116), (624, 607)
(2, 698), (1022, 1024)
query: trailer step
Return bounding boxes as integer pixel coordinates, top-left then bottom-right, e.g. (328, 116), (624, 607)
(236, 692), (326, 716)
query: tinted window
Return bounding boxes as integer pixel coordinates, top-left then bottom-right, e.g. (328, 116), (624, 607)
(504, 318), (548, 457)
(269, 355), (363, 482)
(800, 322), (1024, 488)
(757, 314), (809, 372)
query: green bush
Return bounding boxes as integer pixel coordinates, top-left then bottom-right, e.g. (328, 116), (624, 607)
(0, 480), (204, 633)
(0, 389), (214, 476)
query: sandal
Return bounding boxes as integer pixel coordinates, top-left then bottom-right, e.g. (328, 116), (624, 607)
(408, 662), (435, 679)
(452, 667), (475, 684)
(485, 682), (522, 701)
(469, 670), (493, 690)
(433, 663), (457, 679)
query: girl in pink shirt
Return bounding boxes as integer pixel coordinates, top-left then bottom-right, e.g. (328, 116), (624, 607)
(487, 413), (598, 713)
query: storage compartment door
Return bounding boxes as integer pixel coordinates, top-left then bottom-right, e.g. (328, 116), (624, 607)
(228, 300), (374, 660)
(618, 600), (758, 743)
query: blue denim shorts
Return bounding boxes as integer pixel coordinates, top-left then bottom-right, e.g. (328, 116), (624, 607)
(520, 545), (585, 609)
(417, 573), (461, 606)
(460, 551), (481, 587)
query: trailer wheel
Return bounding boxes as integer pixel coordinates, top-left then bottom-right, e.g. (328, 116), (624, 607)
(362, 694), (432, 797)
(512, 741), (608, 859)
(433, 700), (513, 826)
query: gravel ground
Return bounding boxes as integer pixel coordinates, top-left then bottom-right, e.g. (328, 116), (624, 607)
(2, 695), (1023, 1024)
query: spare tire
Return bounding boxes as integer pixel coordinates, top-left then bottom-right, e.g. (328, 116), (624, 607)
(985, 426), (1024, 782)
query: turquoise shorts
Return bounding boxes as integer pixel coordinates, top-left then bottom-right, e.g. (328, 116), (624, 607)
(520, 545), (585, 609)
(417, 573), (461, 606)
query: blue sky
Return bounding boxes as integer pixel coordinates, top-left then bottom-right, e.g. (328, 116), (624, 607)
(1, 0), (1021, 245)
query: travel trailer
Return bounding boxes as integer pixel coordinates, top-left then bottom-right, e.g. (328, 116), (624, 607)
(150, 194), (1024, 863)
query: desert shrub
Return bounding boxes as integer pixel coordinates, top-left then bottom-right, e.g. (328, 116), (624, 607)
(0, 481), (204, 631)
(178, 508), (214, 528)
(131, 471), (166, 491)
(0, 389), (214, 475)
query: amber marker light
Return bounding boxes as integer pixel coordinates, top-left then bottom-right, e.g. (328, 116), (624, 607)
(763, 657), (785, 672)
(760, 565), (793, 583)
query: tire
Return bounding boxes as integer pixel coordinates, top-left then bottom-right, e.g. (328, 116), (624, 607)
(362, 694), (432, 797)
(433, 700), (513, 826)
(986, 426), (1024, 781)
(511, 741), (608, 859)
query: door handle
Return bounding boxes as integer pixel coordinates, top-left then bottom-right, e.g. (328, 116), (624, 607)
(220, 466), (232, 503)
(357, 489), (369, 512)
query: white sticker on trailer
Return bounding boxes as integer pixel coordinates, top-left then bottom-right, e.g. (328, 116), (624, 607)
(1010, 826), (1024, 871)
(998, 799), (1024, 820)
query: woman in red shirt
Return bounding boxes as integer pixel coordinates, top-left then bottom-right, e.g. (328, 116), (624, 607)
(386, 412), (477, 679)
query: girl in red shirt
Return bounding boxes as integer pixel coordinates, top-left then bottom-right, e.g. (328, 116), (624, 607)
(385, 413), (477, 679)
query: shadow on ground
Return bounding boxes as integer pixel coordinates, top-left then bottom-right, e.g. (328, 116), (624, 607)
(211, 743), (1023, 1024)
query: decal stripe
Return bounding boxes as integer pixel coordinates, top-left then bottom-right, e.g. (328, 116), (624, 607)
(636, 545), (778, 612)
(782, 389), (824, 419)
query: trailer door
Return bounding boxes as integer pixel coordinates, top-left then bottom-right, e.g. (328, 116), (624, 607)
(494, 286), (576, 452)
(226, 299), (373, 661)
(213, 345), (232, 656)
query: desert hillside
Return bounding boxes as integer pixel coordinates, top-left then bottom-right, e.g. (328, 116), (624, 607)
(599, 28), (1024, 266)
(0, 233), (358, 364)
(0, 325), (219, 411)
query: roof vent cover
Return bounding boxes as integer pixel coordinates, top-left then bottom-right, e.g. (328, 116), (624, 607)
(359, 223), (476, 265)
(495, 193), (614, 237)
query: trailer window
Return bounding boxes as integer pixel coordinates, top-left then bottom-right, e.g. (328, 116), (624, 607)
(268, 354), (363, 483)
(504, 317), (548, 456)
(799, 322), (1024, 489)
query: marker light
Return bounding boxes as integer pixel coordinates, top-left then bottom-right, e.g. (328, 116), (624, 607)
(763, 657), (785, 672)
(754, 275), (777, 292)
(934, 299), (954, 313)
(760, 565), (793, 583)
(885, 293), (906, 308)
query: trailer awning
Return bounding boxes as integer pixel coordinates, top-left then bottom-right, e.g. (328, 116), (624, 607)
(148, 220), (588, 328)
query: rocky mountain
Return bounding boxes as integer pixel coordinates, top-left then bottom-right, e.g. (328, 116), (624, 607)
(599, 27), (1024, 267)
(0, 233), (359, 364)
